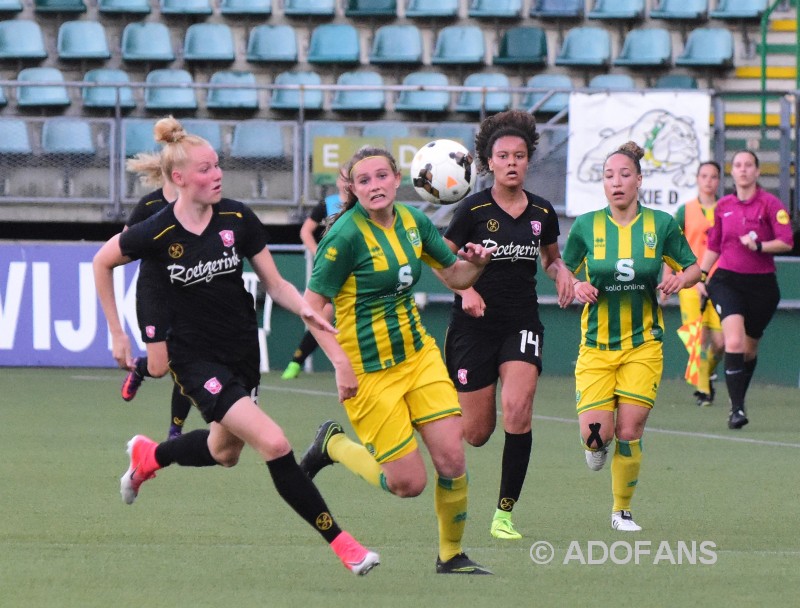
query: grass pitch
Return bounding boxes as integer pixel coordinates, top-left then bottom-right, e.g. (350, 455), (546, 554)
(1, 368), (798, 607)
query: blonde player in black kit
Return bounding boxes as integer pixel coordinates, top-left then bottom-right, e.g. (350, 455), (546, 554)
(440, 110), (574, 540)
(93, 116), (379, 575)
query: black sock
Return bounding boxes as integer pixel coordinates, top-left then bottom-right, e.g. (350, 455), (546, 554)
(154, 429), (217, 468)
(743, 357), (758, 394)
(170, 383), (193, 430)
(267, 451), (342, 543)
(135, 357), (151, 378)
(497, 431), (532, 512)
(292, 332), (319, 365)
(724, 352), (747, 411)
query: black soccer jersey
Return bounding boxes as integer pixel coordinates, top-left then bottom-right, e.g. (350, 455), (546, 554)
(444, 188), (561, 325)
(126, 188), (172, 228)
(119, 199), (269, 364)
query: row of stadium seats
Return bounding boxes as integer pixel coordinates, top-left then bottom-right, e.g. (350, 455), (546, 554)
(0, 0), (769, 22)
(0, 66), (698, 113)
(0, 19), (736, 70)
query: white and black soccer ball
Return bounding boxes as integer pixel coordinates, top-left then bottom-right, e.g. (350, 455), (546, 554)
(410, 139), (476, 205)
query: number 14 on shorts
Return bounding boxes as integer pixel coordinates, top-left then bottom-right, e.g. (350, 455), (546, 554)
(519, 330), (540, 356)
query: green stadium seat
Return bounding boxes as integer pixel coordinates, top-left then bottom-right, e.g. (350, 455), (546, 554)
(520, 73), (573, 114)
(246, 25), (297, 64)
(34, 0), (86, 13)
(493, 26), (547, 66)
(284, 0), (335, 16)
(270, 70), (323, 110)
(183, 23), (235, 63)
(121, 23), (175, 63)
(0, 0), (22, 13)
(468, 0), (522, 19)
(455, 72), (511, 113)
(16, 67), (70, 108)
(650, 0), (708, 21)
(182, 119), (223, 153)
(406, 0), (456, 17)
(307, 24), (361, 65)
(144, 69), (198, 111)
(41, 118), (95, 156)
(0, 118), (31, 154)
(123, 119), (158, 157)
(554, 26), (611, 67)
(82, 68), (136, 109)
(0, 20), (47, 60)
(331, 71), (385, 112)
(160, 0), (212, 15)
(710, 0), (766, 20)
(675, 27), (734, 68)
(529, 0), (583, 19)
(206, 71), (259, 110)
(394, 71), (450, 113)
(654, 74), (699, 89)
(97, 0), (150, 13)
(614, 27), (672, 68)
(427, 124), (476, 148)
(369, 24), (423, 65)
(588, 73), (636, 89)
(344, 0), (396, 17)
(230, 120), (285, 160)
(220, 0), (271, 15)
(57, 21), (111, 61)
(431, 25), (486, 66)
(587, 0), (645, 21)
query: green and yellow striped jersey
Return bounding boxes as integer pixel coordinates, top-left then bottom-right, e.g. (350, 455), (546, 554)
(309, 202), (458, 373)
(562, 204), (696, 350)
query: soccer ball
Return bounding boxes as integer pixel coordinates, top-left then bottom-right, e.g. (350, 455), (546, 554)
(410, 139), (476, 205)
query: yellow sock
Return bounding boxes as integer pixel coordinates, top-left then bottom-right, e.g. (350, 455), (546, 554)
(697, 348), (711, 395)
(326, 433), (386, 490)
(435, 473), (468, 562)
(611, 438), (642, 513)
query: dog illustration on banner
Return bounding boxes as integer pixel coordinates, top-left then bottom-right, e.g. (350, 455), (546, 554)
(577, 110), (700, 187)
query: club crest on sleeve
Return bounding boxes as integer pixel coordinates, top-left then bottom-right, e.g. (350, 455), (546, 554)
(457, 368), (468, 385)
(219, 230), (235, 247)
(145, 325), (156, 339)
(204, 377), (222, 394)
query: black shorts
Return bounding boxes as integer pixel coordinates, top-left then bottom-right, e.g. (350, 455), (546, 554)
(706, 269), (780, 340)
(135, 259), (170, 343)
(444, 320), (544, 392)
(169, 358), (260, 424)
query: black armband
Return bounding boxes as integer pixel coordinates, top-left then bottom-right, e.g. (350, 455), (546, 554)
(756, 241), (763, 252)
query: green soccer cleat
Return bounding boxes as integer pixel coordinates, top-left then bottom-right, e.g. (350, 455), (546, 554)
(490, 511), (522, 540)
(281, 361), (302, 380)
(436, 552), (492, 575)
(299, 420), (343, 479)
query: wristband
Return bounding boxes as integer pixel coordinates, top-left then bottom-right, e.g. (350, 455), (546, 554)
(700, 270), (708, 283)
(756, 241), (762, 252)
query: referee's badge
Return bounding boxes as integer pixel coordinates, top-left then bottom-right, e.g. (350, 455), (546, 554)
(531, 220), (542, 236)
(457, 368), (468, 385)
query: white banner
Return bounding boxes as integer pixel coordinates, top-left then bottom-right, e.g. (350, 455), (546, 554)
(565, 92), (711, 217)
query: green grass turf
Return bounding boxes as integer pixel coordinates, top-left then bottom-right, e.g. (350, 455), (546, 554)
(1, 368), (798, 607)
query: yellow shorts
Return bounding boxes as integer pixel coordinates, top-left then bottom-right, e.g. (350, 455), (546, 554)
(575, 341), (663, 414)
(678, 287), (722, 331)
(343, 339), (461, 464)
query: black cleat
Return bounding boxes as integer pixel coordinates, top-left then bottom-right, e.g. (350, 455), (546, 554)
(436, 552), (492, 575)
(299, 420), (343, 479)
(728, 408), (749, 430)
(695, 391), (713, 407)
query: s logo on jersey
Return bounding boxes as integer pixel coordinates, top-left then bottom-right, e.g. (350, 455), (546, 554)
(615, 259), (635, 282)
(168, 243), (184, 259)
(219, 230), (235, 247)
